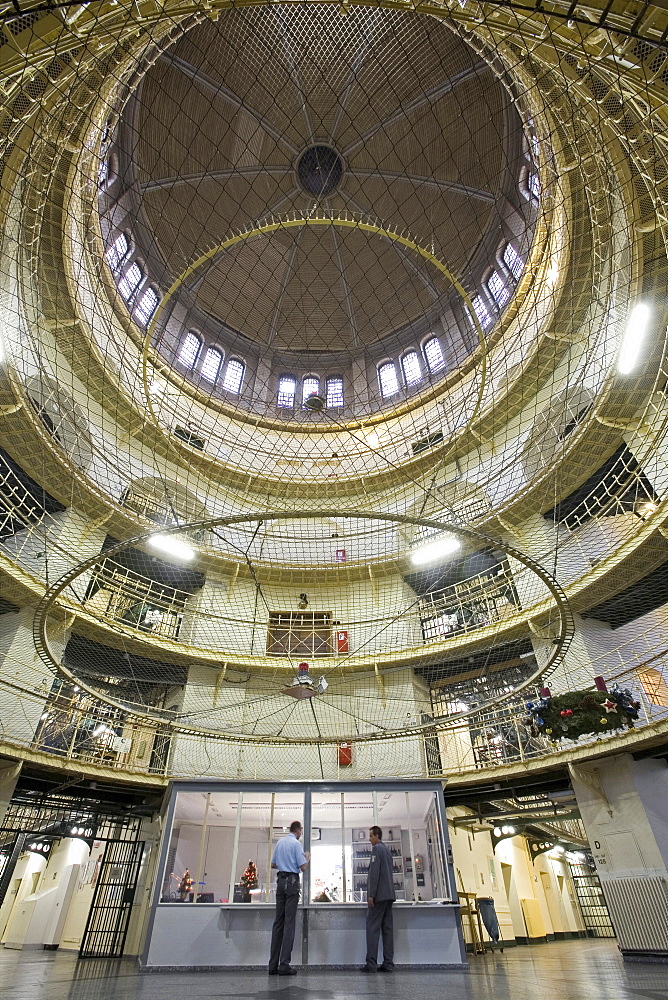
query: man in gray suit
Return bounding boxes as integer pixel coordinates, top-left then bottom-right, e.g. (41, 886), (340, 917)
(361, 825), (396, 972)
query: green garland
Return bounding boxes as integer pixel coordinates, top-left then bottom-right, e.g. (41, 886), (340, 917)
(527, 689), (637, 741)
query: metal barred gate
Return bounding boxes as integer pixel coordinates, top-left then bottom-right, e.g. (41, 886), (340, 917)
(79, 839), (145, 958)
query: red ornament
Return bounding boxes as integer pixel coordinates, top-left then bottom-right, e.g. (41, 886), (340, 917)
(602, 698), (618, 713)
(560, 710), (568, 717)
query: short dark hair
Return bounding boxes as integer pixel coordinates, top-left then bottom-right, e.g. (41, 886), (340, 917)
(290, 820), (302, 833)
(369, 825), (383, 839)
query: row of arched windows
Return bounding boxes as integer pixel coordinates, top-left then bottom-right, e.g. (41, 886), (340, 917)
(105, 228), (526, 406)
(377, 242), (525, 398)
(377, 337), (445, 399)
(470, 242), (525, 331)
(178, 332), (245, 394)
(105, 234), (246, 395)
(277, 375), (344, 409)
(105, 233), (160, 328)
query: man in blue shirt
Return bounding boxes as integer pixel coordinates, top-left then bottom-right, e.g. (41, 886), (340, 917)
(268, 820), (309, 976)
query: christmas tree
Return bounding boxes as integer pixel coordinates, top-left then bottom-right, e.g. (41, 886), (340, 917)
(177, 869), (193, 900)
(239, 860), (258, 901)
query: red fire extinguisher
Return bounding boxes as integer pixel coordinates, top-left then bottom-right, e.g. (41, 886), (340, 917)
(337, 629), (349, 653)
(338, 743), (352, 766)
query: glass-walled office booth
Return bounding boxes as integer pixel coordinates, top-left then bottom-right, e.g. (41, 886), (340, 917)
(142, 780), (466, 969)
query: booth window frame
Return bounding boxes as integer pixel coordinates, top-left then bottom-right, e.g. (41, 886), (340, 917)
(149, 779), (454, 919)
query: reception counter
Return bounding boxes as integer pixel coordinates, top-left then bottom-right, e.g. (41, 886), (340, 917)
(143, 902), (466, 969)
(141, 778), (467, 970)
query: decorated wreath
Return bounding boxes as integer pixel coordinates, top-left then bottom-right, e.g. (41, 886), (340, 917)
(526, 683), (640, 740)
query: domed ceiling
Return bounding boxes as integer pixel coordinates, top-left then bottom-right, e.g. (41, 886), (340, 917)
(108, 7), (535, 361)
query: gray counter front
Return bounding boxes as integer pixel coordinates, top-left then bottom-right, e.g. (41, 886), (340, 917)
(142, 902), (466, 970)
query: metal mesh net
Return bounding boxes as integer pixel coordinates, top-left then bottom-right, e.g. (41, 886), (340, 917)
(0, 0), (666, 778)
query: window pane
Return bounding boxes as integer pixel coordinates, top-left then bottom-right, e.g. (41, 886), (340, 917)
(134, 287), (159, 326)
(471, 296), (491, 328)
(161, 790), (305, 905)
(178, 333), (200, 369)
(528, 172), (541, 198)
(222, 359), (244, 394)
(487, 271), (510, 306)
(302, 376), (320, 405)
(379, 363), (399, 398)
(406, 790), (450, 901)
(105, 234), (128, 270)
(310, 792), (347, 903)
(201, 348), (222, 383)
(278, 376), (296, 407)
(118, 262), (142, 300)
(226, 791), (304, 903)
(424, 337), (445, 373)
(503, 243), (524, 280)
(159, 791), (209, 902)
(401, 351), (422, 386)
(326, 378), (344, 408)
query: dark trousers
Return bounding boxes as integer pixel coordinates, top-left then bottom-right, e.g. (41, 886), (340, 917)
(365, 899), (394, 970)
(269, 873), (300, 971)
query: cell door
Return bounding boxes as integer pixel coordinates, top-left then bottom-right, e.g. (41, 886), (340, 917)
(79, 839), (145, 958)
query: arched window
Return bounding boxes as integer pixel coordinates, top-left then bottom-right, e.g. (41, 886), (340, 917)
(105, 233), (129, 270)
(401, 351), (422, 386)
(222, 359), (244, 394)
(134, 287), (159, 326)
(178, 332), (200, 369)
(471, 296), (491, 329)
(378, 362), (399, 398)
(118, 262), (143, 300)
(424, 337), (445, 373)
(528, 172), (541, 199)
(326, 377), (344, 408)
(278, 375), (296, 407)
(200, 347), (223, 383)
(302, 376), (320, 405)
(503, 243), (524, 280)
(487, 271), (510, 307)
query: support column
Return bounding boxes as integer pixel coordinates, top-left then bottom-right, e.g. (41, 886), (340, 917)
(569, 754), (668, 961)
(0, 759), (20, 826)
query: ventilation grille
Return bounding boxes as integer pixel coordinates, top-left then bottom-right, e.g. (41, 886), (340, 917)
(600, 873), (668, 953)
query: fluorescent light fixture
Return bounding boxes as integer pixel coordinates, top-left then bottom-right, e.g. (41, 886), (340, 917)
(618, 303), (650, 374)
(410, 534), (461, 566)
(148, 533), (195, 562)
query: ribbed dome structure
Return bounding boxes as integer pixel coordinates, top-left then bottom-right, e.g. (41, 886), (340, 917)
(0, 0), (664, 782)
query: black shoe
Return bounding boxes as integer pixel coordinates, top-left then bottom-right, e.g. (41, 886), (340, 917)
(360, 966), (376, 973)
(377, 965), (394, 972)
(278, 967), (298, 976)
(268, 969), (278, 975)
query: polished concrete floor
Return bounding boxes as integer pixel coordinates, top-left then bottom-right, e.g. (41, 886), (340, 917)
(0, 940), (667, 1000)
